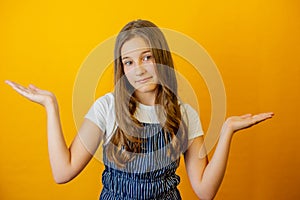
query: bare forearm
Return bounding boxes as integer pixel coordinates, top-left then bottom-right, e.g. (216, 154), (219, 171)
(187, 113), (273, 200)
(45, 99), (71, 183)
(198, 126), (233, 199)
(5, 81), (94, 183)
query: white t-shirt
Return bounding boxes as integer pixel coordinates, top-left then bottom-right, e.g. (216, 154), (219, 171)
(85, 93), (204, 144)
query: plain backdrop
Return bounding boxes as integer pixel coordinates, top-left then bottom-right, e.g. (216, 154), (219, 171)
(1, 0), (300, 199)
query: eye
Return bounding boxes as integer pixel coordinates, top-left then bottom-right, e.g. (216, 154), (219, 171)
(142, 55), (152, 62)
(123, 60), (133, 66)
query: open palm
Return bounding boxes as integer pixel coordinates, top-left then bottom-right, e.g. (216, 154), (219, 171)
(225, 113), (274, 133)
(5, 80), (55, 107)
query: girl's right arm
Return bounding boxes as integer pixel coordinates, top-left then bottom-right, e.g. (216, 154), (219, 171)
(5, 80), (103, 184)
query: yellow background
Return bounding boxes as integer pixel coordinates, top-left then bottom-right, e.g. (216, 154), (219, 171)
(1, 0), (300, 199)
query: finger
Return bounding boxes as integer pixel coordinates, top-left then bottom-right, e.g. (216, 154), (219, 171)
(28, 84), (50, 95)
(8, 82), (25, 91)
(255, 112), (273, 119)
(14, 83), (30, 92)
(28, 84), (40, 93)
(5, 80), (28, 92)
(265, 112), (274, 117)
(240, 113), (252, 119)
(251, 113), (273, 124)
(28, 84), (37, 90)
(5, 80), (19, 88)
(7, 81), (42, 98)
(10, 86), (33, 99)
(5, 80), (11, 85)
(28, 84), (41, 91)
(5, 81), (33, 96)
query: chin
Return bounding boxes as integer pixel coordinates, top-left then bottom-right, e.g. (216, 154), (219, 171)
(135, 84), (158, 93)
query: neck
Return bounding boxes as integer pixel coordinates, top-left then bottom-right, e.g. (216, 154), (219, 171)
(134, 91), (157, 106)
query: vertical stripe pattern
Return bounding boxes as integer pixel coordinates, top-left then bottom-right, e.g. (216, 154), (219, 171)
(100, 123), (182, 200)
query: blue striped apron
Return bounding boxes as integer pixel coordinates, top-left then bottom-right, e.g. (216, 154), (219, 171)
(100, 123), (182, 200)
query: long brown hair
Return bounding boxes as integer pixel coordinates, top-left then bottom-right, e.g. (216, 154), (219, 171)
(106, 19), (187, 167)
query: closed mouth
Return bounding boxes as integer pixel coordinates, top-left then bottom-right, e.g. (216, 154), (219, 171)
(135, 77), (152, 83)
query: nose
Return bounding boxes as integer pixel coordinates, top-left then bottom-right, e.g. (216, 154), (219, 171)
(135, 62), (146, 76)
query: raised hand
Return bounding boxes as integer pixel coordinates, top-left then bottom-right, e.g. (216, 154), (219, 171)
(224, 112), (274, 134)
(5, 80), (56, 107)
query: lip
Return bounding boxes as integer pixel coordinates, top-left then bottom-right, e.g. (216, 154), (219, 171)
(135, 76), (152, 83)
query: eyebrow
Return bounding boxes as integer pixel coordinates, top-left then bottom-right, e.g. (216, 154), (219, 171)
(121, 50), (151, 60)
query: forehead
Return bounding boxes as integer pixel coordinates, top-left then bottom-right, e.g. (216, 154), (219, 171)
(121, 37), (150, 57)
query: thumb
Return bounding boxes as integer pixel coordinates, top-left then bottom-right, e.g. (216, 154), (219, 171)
(28, 84), (41, 91)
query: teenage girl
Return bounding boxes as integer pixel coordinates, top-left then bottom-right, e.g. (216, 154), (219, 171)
(5, 19), (273, 200)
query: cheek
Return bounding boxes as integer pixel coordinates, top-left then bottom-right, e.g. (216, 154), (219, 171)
(145, 63), (157, 74)
(150, 65), (158, 77)
(124, 68), (132, 76)
(123, 67), (132, 78)
(123, 65), (129, 74)
(123, 65), (136, 75)
(124, 70), (135, 84)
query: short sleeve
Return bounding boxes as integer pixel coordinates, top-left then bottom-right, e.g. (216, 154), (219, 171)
(85, 93), (114, 133)
(181, 104), (204, 140)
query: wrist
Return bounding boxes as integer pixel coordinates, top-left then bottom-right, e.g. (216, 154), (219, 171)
(44, 96), (58, 111)
(220, 121), (234, 139)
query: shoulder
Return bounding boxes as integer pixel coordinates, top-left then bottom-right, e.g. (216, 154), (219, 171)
(179, 102), (204, 139)
(93, 92), (115, 109)
(180, 103), (199, 118)
(85, 92), (117, 135)
(88, 92), (116, 117)
(94, 92), (114, 104)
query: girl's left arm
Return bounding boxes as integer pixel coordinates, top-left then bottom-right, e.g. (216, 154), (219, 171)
(184, 112), (273, 200)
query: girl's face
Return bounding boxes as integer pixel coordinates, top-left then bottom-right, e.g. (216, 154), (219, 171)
(121, 37), (158, 97)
